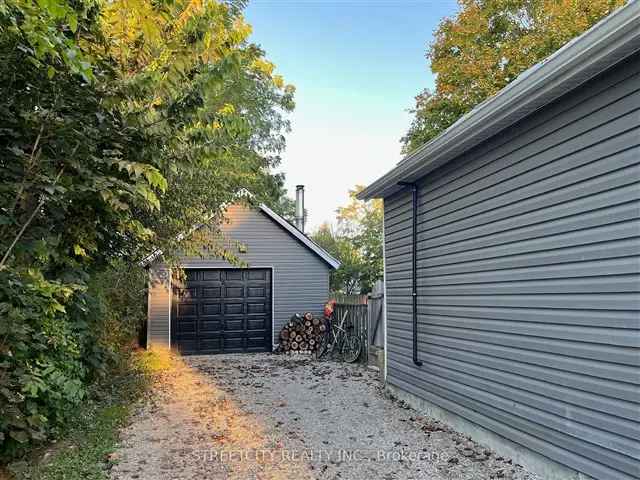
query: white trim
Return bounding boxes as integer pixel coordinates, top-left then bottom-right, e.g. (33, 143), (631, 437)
(271, 266), (276, 349)
(140, 203), (341, 270)
(146, 270), (151, 349)
(359, 0), (640, 200)
(382, 204), (388, 382)
(170, 265), (275, 352)
(258, 204), (341, 269)
(167, 268), (172, 348)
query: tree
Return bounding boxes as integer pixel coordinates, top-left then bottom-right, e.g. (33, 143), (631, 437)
(313, 223), (362, 294)
(312, 186), (383, 294)
(99, 0), (295, 262)
(0, 0), (294, 455)
(402, 0), (627, 153)
(261, 173), (297, 222)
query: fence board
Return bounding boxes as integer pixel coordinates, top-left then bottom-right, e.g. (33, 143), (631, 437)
(333, 303), (368, 364)
(368, 280), (385, 348)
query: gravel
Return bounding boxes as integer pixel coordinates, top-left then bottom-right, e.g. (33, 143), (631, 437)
(109, 353), (540, 480)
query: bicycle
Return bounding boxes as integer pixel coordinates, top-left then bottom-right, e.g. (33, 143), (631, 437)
(317, 309), (362, 363)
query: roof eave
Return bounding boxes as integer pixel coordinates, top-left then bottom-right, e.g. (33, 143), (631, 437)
(358, 0), (640, 200)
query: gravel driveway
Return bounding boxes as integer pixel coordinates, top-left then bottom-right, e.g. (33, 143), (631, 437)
(110, 353), (539, 480)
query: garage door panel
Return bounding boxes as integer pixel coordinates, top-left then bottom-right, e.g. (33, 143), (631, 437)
(248, 270), (267, 280)
(224, 286), (244, 298)
(247, 337), (268, 348)
(176, 320), (196, 333)
(202, 287), (221, 298)
(198, 338), (222, 353)
(247, 318), (267, 330)
(248, 286), (266, 297)
(247, 302), (267, 314)
(172, 268), (272, 354)
(224, 270), (243, 281)
(223, 338), (244, 352)
(224, 303), (244, 315)
(201, 270), (221, 281)
(224, 319), (244, 331)
(177, 304), (197, 316)
(199, 320), (222, 332)
(201, 303), (221, 315)
(178, 339), (198, 352)
(184, 270), (199, 281)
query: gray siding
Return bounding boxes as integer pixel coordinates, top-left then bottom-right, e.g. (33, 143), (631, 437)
(148, 204), (330, 348)
(384, 53), (640, 480)
(147, 268), (171, 348)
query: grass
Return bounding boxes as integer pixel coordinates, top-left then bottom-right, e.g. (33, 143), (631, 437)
(5, 349), (169, 480)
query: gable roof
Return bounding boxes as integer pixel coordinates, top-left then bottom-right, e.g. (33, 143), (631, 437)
(258, 204), (341, 269)
(358, 0), (640, 200)
(140, 203), (341, 269)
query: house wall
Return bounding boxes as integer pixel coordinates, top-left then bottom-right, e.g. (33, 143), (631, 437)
(147, 204), (331, 348)
(383, 53), (640, 480)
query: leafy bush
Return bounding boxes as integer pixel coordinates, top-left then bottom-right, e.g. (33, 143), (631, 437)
(0, 269), (91, 457)
(87, 261), (147, 352)
(0, 0), (294, 461)
(0, 264), (147, 460)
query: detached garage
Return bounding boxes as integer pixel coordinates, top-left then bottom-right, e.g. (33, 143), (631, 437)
(145, 199), (340, 354)
(359, 3), (639, 480)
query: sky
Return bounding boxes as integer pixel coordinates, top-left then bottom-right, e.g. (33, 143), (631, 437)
(244, 0), (460, 231)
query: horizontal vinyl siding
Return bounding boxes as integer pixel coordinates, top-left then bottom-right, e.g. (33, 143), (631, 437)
(147, 268), (171, 347)
(384, 53), (640, 480)
(148, 205), (330, 347)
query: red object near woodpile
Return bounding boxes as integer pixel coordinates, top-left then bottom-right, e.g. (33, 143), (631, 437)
(324, 299), (336, 319)
(276, 310), (328, 354)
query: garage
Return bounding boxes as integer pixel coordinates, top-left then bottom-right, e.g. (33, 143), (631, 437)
(171, 268), (272, 354)
(146, 201), (340, 352)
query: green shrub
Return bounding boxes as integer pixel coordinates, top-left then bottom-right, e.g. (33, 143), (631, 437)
(0, 262), (148, 461)
(0, 269), (91, 458)
(87, 260), (147, 352)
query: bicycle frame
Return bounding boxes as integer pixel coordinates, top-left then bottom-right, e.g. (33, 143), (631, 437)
(323, 310), (350, 356)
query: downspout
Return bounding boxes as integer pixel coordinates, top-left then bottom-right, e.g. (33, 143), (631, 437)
(398, 182), (422, 367)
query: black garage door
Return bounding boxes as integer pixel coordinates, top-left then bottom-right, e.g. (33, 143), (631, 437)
(171, 269), (272, 354)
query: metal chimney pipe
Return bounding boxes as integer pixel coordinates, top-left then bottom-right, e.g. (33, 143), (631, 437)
(295, 185), (305, 232)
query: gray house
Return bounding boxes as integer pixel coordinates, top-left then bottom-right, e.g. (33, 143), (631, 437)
(146, 194), (340, 355)
(359, 3), (639, 480)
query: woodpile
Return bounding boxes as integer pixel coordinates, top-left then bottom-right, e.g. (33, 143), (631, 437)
(276, 312), (326, 354)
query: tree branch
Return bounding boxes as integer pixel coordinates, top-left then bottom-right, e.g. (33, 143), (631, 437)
(0, 161), (68, 271)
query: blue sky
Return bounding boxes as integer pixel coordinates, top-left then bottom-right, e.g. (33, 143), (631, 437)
(244, 0), (460, 229)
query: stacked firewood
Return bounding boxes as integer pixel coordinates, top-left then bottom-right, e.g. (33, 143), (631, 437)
(276, 312), (326, 353)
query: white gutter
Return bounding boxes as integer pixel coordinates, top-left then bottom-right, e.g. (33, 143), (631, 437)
(358, 0), (640, 200)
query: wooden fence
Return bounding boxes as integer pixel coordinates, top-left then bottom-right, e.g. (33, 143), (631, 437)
(368, 280), (385, 348)
(332, 303), (368, 364)
(331, 292), (368, 305)
(330, 280), (385, 365)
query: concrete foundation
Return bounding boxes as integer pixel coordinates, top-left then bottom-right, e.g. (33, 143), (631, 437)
(386, 382), (596, 480)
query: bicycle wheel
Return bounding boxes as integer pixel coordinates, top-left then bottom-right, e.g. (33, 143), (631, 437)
(341, 334), (361, 363)
(316, 318), (331, 359)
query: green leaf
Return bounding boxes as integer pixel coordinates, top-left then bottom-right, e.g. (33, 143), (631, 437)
(9, 430), (29, 444)
(68, 13), (78, 33)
